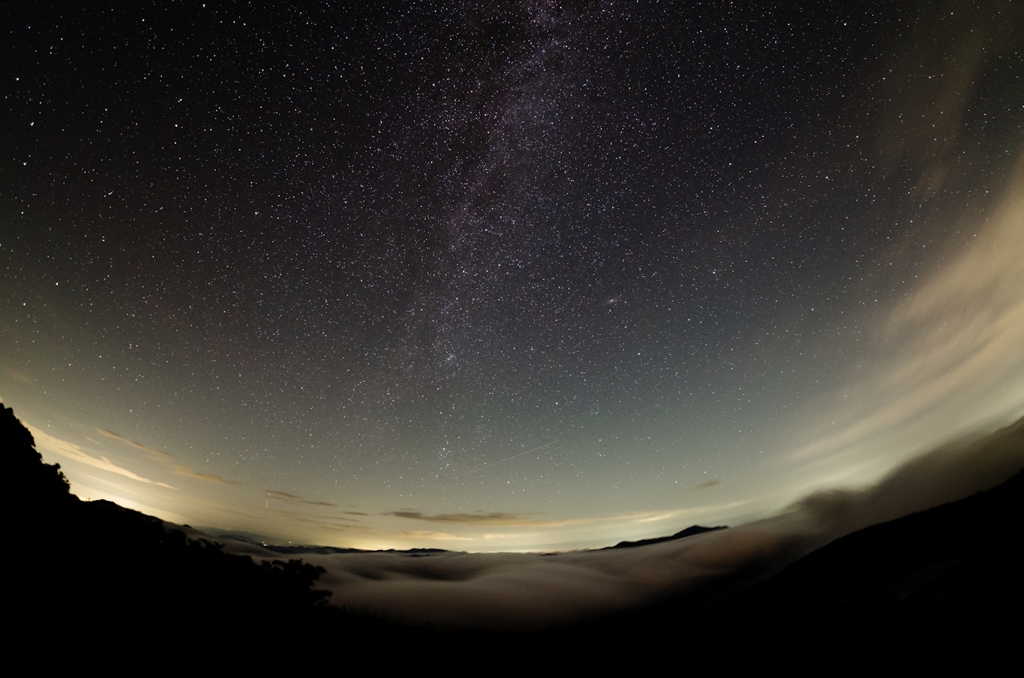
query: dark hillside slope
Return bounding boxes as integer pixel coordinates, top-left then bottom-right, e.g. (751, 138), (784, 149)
(2, 404), (426, 661)
(546, 455), (1023, 664)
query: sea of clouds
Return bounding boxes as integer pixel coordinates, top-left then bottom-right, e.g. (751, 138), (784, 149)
(211, 417), (1023, 630)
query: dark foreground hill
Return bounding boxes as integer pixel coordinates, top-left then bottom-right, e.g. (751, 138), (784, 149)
(540, 457), (1023, 666)
(2, 404), (428, 664)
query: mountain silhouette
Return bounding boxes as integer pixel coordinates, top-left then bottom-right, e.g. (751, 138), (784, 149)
(607, 524), (727, 549)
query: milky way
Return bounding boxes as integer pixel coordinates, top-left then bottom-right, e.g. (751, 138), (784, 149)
(3, 1), (1022, 550)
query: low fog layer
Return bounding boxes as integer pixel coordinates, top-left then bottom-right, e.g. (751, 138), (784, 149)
(214, 418), (1023, 630)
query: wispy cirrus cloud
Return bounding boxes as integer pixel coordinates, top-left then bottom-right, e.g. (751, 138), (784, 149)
(174, 465), (240, 485)
(272, 510), (370, 534)
(97, 428), (174, 461)
(265, 489), (336, 507)
(28, 424), (176, 490)
(397, 530), (474, 541)
(6, 368), (32, 384)
(389, 506), (734, 529)
(388, 510), (585, 527)
(790, 156), (1024, 468)
(95, 427), (239, 485)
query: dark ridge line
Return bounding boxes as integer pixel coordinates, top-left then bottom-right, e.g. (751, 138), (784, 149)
(604, 524), (728, 549)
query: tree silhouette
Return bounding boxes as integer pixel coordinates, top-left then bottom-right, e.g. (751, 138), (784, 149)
(1, 404), (72, 509)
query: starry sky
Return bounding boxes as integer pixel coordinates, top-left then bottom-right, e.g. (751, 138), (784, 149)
(3, 0), (1022, 551)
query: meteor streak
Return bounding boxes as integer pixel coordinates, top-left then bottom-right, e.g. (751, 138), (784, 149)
(468, 440), (559, 474)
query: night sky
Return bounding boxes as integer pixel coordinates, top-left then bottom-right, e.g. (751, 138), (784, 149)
(3, 0), (1022, 551)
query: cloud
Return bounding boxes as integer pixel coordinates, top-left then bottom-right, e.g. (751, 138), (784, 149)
(273, 510), (365, 532)
(694, 479), (719, 489)
(388, 509), (673, 528)
(6, 368), (32, 384)
(28, 425), (176, 490)
(389, 506), (736, 530)
(397, 530), (474, 541)
(218, 417), (1022, 631)
(787, 417), (1024, 536)
(93, 428), (238, 486)
(388, 510), (565, 527)
(791, 154), (1024, 466)
(96, 428), (174, 461)
(174, 465), (240, 485)
(265, 489), (337, 507)
(633, 508), (722, 523)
